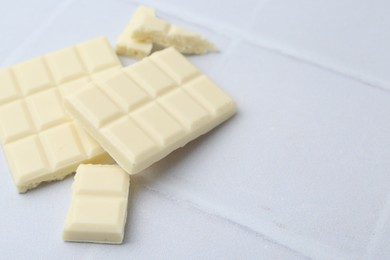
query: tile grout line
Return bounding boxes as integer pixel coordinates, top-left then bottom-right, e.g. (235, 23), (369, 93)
(241, 34), (390, 94)
(138, 180), (349, 260)
(137, 180), (307, 258)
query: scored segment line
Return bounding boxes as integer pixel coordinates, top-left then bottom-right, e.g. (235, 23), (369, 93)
(63, 164), (130, 244)
(65, 47), (237, 175)
(0, 37), (121, 192)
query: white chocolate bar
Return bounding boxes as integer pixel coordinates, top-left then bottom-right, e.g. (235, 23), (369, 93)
(116, 6), (155, 58)
(63, 164), (130, 244)
(0, 37), (121, 192)
(64, 47), (236, 174)
(132, 15), (217, 54)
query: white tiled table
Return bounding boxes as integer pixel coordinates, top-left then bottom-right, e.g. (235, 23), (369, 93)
(1, 0), (390, 259)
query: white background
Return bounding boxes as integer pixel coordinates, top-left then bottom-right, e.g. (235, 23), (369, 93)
(1, 0), (390, 259)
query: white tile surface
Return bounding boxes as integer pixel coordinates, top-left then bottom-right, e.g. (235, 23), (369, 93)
(1, 0), (390, 259)
(249, 0), (390, 90)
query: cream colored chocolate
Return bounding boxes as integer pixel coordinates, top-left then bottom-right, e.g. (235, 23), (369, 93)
(116, 6), (155, 58)
(65, 47), (236, 174)
(63, 164), (130, 244)
(0, 37), (121, 193)
(132, 15), (217, 54)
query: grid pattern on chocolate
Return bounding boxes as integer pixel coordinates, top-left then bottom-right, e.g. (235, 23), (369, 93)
(65, 47), (236, 174)
(63, 164), (129, 244)
(0, 37), (121, 192)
